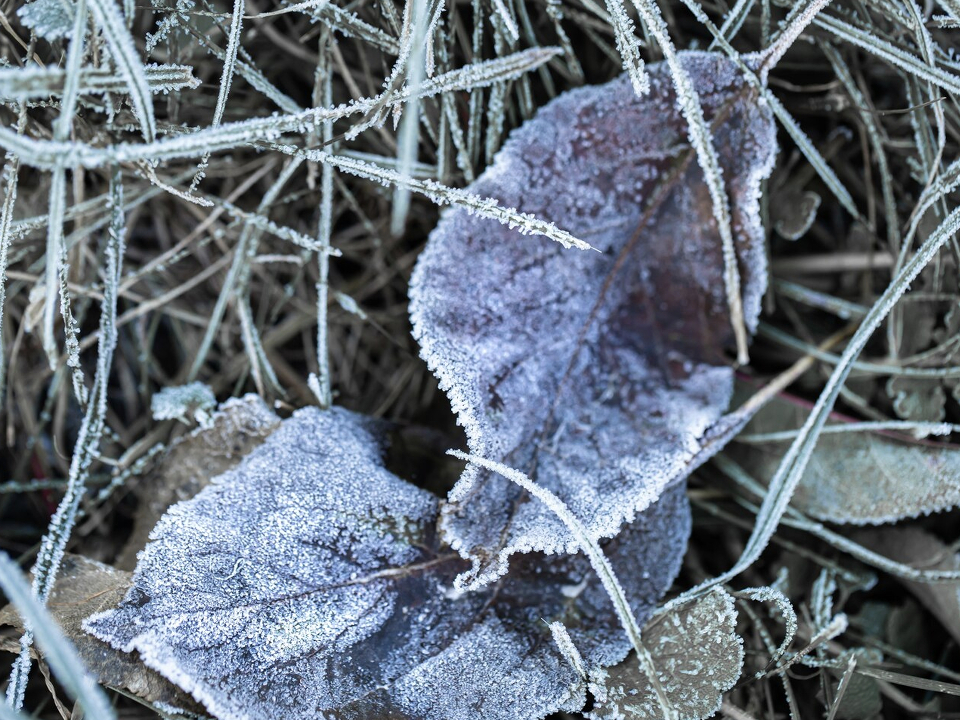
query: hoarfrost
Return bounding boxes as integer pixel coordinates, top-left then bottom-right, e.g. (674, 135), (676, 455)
(587, 588), (743, 720)
(730, 385), (960, 524)
(151, 382), (217, 427)
(409, 52), (777, 588)
(116, 394), (280, 569)
(0, 554), (199, 713)
(85, 408), (691, 720)
(18, 0), (75, 41)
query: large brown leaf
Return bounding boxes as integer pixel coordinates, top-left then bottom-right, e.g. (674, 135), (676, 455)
(410, 52), (777, 588)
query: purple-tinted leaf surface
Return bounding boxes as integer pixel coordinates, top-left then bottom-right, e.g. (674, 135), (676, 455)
(85, 407), (690, 720)
(117, 394), (280, 570)
(409, 52), (777, 587)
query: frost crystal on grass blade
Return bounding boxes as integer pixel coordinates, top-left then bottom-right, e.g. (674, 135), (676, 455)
(409, 52), (777, 588)
(85, 408), (691, 720)
(730, 386), (960, 525)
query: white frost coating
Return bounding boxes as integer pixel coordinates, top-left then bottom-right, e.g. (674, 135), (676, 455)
(392, 617), (585, 720)
(733, 585), (797, 667)
(151, 382), (217, 427)
(409, 52), (777, 589)
(0, 49), (560, 171)
(0, 64), (201, 101)
(84, 408), (691, 720)
(550, 621), (587, 679)
(587, 589), (743, 720)
(17, 0), (75, 40)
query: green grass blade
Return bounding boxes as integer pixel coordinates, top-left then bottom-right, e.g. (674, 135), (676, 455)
(674, 204), (960, 606)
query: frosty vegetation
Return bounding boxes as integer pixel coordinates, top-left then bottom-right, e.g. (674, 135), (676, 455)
(85, 407), (694, 720)
(730, 385), (960, 525)
(410, 52), (776, 590)
(150, 382), (217, 427)
(3, 0), (960, 718)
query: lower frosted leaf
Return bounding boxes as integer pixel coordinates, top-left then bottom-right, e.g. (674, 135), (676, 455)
(730, 385), (960, 524)
(409, 51), (777, 588)
(85, 407), (691, 720)
(587, 588), (743, 720)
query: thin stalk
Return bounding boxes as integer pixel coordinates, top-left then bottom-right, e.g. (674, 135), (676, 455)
(315, 31), (334, 408)
(450, 451), (678, 720)
(630, 0), (750, 363)
(7, 165), (125, 707)
(674, 205), (960, 606)
(0, 554), (115, 719)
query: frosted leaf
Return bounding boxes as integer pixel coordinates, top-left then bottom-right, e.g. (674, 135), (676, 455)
(0, 554), (199, 714)
(409, 52), (777, 587)
(18, 0), (75, 41)
(85, 408), (691, 720)
(829, 649), (883, 720)
(117, 394), (280, 569)
(587, 588), (743, 720)
(730, 386), (960, 524)
(151, 382), (218, 427)
(886, 376), (947, 423)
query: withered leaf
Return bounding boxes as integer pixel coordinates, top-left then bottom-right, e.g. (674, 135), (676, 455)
(86, 407), (691, 720)
(587, 588), (743, 720)
(730, 386), (960, 524)
(772, 189), (821, 241)
(855, 527), (960, 645)
(117, 394), (281, 569)
(886, 376), (947, 423)
(829, 649), (883, 720)
(0, 554), (200, 714)
(409, 52), (777, 588)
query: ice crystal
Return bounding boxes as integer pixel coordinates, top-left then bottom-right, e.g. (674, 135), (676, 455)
(731, 386), (960, 524)
(587, 589), (743, 720)
(18, 0), (75, 41)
